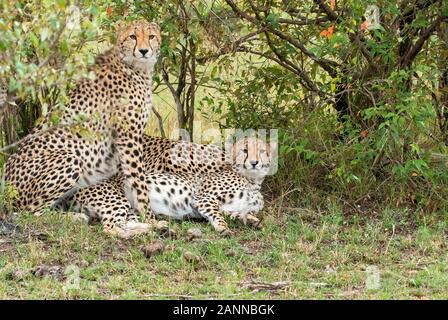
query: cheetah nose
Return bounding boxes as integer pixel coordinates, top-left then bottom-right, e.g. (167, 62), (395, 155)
(250, 160), (259, 168)
(139, 49), (149, 56)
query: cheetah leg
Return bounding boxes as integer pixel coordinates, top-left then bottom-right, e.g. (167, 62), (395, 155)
(129, 207), (171, 235)
(5, 152), (82, 215)
(193, 196), (233, 236)
(69, 179), (150, 239)
(115, 133), (151, 218)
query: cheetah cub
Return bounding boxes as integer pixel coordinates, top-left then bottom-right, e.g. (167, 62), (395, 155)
(149, 137), (272, 235)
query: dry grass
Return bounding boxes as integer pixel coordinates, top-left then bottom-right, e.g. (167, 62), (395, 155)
(1, 199), (447, 299)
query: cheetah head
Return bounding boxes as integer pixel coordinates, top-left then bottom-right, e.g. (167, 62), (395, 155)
(115, 19), (161, 72)
(230, 137), (272, 182)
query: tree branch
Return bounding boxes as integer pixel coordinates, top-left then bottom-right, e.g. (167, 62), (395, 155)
(266, 28), (339, 76)
(263, 32), (322, 95)
(350, 32), (380, 73)
(197, 28), (267, 63)
(237, 46), (322, 95)
(400, 15), (447, 68)
(187, 38), (196, 138)
(313, 0), (338, 21)
(278, 17), (329, 26)
(162, 66), (184, 129)
(151, 106), (166, 138)
(224, 0), (339, 77)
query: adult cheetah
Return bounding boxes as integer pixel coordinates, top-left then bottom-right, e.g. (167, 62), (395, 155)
(4, 20), (161, 236)
(70, 136), (272, 237)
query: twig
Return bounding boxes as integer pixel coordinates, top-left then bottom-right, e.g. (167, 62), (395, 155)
(224, 0), (339, 77)
(151, 106), (166, 138)
(197, 28), (267, 63)
(383, 224), (396, 255)
(142, 292), (248, 299)
(400, 16), (447, 68)
(237, 46), (324, 96)
(37, 21), (66, 69)
(161, 65), (184, 128)
(314, 0), (338, 21)
(264, 31), (322, 94)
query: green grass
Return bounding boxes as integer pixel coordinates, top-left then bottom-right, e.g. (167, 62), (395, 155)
(1, 202), (447, 299)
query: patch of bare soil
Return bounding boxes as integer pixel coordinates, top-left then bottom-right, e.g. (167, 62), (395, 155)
(238, 239), (270, 255)
(0, 217), (20, 237)
(32, 265), (66, 281)
(240, 280), (290, 294)
(0, 217), (21, 256)
(0, 238), (15, 254)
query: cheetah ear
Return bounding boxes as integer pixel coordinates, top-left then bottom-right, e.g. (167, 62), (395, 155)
(114, 20), (127, 33)
(149, 22), (161, 32)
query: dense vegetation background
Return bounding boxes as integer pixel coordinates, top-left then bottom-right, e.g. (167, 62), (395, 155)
(1, 0), (448, 215)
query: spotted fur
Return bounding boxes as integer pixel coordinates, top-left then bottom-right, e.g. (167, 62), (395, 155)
(4, 20), (161, 237)
(70, 137), (271, 237)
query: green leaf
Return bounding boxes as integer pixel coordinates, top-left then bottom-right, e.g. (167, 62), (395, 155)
(0, 40), (7, 52)
(266, 13), (280, 27)
(330, 82), (336, 93)
(29, 32), (39, 48)
(57, 0), (67, 8)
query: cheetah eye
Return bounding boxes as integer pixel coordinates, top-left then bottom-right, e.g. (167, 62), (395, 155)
(242, 148), (248, 153)
(149, 35), (155, 40)
(129, 35), (137, 40)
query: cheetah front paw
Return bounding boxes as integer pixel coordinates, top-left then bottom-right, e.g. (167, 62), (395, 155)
(214, 224), (234, 237)
(104, 222), (150, 239)
(155, 220), (169, 231)
(124, 221), (150, 233)
(246, 214), (262, 229)
(145, 218), (170, 231)
(220, 228), (234, 237)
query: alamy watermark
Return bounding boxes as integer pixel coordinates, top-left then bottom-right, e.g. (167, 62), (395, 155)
(167, 124), (279, 176)
(365, 265), (381, 290)
(63, 265), (80, 292)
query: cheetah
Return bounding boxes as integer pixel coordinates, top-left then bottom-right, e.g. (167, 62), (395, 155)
(4, 20), (161, 236)
(69, 136), (272, 237)
(67, 134), (228, 237)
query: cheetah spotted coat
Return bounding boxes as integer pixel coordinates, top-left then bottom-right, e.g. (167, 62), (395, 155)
(4, 20), (161, 237)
